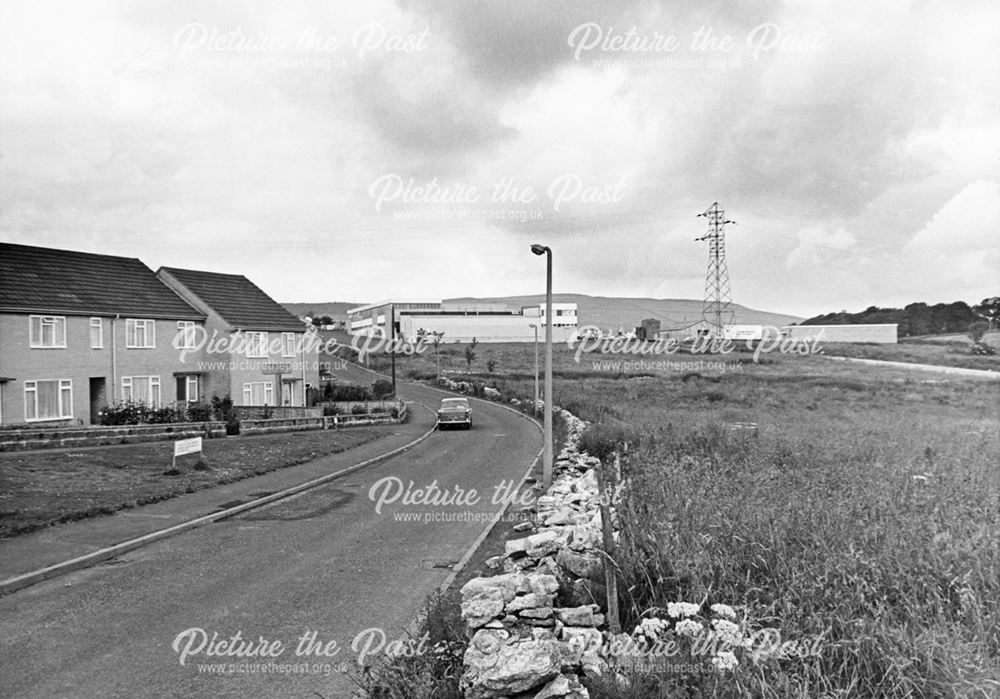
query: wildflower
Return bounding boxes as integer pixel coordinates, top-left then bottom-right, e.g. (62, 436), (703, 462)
(711, 650), (739, 672)
(710, 603), (736, 619)
(675, 619), (702, 638)
(711, 619), (742, 648)
(635, 617), (669, 639)
(667, 602), (701, 619)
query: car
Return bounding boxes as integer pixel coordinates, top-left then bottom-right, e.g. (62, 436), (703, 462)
(436, 397), (472, 430)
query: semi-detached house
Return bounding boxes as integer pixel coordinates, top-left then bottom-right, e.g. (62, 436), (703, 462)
(156, 267), (319, 409)
(0, 243), (208, 426)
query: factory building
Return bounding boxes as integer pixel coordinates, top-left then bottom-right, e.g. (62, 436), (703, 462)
(781, 323), (898, 344)
(346, 300), (579, 343)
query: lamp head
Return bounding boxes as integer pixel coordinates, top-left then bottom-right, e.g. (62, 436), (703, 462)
(530, 244), (548, 256)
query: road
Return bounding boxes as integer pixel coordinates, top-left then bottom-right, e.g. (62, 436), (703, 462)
(0, 368), (540, 698)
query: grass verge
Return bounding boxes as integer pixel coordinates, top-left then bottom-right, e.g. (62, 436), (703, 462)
(0, 426), (398, 537)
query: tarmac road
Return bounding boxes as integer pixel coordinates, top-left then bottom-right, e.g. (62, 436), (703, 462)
(0, 369), (540, 698)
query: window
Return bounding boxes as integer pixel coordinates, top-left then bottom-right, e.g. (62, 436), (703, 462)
(24, 379), (73, 421)
(282, 332), (296, 358)
(29, 315), (66, 348)
(176, 375), (199, 403)
(243, 381), (274, 405)
(121, 376), (161, 407)
(90, 317), (103, 348)
(125, 319), (155, 348)
(246, 331), (268, 358)
(176, 321), (197, 350)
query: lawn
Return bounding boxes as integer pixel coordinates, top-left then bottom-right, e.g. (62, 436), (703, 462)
(378, 341), (1000, 696)
(0, 426), (397, 538)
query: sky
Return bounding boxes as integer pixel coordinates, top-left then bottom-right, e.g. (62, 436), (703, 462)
(1, 0), (997, 318)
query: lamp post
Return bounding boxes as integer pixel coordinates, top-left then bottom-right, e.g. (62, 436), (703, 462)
(529, 323), (539, 415)
(390, 304), (396, 396)
(530, 243), (553, 488)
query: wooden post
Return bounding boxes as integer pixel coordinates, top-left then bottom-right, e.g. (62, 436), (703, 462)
(596, 454), (620, 634)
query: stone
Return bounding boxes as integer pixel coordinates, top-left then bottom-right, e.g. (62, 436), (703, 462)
(562, 578), (606, 608)
(556, 549), (604, 582)
(526, 573), (560, 596)
(462, 573), (526, 604)
(507, 592), (554, 612)
(519, 606), (554, 619)
(555, 606), (597, 627)
(462, 639), (562, 698)
(470, 627), (509, 653)
(485, 556), (503, 570)
(513, 521), (534, 532)
(506, 537), (530, 556)
(462, 589), (506, 629)
(532, 674), (570, 699)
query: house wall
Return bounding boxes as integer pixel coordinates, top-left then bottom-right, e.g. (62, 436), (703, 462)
(156, 270), (319, 407)
(0, 312), (207, 425)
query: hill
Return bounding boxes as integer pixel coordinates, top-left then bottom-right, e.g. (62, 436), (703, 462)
(283, 295), (801, 331)
(445, 293), (802, 331)
(281, 302), (359, 321)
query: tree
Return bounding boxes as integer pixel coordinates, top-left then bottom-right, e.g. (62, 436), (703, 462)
(973, 297), (1000, 330)
(319, 315), (334, 327)
(464, 338), (478, 371)
(968, 320), (990, 343)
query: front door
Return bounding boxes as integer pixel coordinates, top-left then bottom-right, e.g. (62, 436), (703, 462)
(89, 377), (107, 424)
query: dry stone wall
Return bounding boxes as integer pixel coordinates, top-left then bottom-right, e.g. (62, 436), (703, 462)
(459, 410), (618, 699)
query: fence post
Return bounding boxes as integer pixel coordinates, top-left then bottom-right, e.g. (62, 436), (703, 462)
(596, 453), (621, 634)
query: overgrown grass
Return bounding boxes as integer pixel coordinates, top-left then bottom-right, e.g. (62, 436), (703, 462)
(558, 370), (1000, 697)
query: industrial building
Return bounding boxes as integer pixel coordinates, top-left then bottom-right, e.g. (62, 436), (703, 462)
(347, 300), (579, 343)
(781, 323), (898, 344)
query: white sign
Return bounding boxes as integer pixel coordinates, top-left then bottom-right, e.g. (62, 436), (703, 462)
(174, 437), (203, 457)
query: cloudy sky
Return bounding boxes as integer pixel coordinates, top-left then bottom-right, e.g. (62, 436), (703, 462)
(1, 0), (997, 318)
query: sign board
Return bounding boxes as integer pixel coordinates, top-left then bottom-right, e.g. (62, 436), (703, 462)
(174, 436), (203, 457)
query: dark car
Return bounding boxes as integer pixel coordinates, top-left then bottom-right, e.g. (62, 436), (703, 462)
(436, 397), (472, 429)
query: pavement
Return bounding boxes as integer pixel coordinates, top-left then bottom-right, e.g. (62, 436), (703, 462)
(824, 354), (1000, 379)
(0, 400), (435, 588)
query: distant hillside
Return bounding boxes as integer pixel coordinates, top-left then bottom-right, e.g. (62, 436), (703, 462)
(802, 301), (978, 337)
(446, 293), (802, 331)
(281, 302), (360, 320)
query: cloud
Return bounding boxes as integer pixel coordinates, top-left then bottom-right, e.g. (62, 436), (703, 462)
(787, 225), (857, 267)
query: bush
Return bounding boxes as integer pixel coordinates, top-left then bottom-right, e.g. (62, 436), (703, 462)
(351, 404), (368, 415)
(185, 402), (213, 422)
(99, 400), (184, 425)
(372, 378), (395, 399)
(210, 395), (239, 435)
(323, 404), (340, 417)
(324, 383), (373, 401)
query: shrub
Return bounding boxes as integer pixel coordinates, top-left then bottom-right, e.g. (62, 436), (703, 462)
(185, 402), (213, 422)
(351, 404), (368, 415)
(324, 383), (373, 402)
(323, 404), (340, 417)
(372, 379), (395, 399)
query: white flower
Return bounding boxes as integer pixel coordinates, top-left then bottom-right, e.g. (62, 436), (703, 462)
(711, 619), (742, 648)
(710, 650), (739, 672)
(635, 617), (669, 639)
(675, 619), (703, 638)
(667, 602), (701, 618)
(710, 603), (736, 619)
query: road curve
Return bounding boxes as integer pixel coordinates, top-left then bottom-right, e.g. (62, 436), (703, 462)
(0, 371), (540, 698)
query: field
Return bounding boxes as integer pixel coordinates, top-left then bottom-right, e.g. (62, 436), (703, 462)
(0, 427), (395, 537)
(383, 340), (1000, 696)
(820, 330), (1000, 372)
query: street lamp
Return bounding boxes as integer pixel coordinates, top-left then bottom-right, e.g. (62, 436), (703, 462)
(528, 323), (539, 415)
(530, 243), (553, 488)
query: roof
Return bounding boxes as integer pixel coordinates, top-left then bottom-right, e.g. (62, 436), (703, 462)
(347, 299), (442, 315)
(0, 243), (204, 320)
(160, 267), (305, 332)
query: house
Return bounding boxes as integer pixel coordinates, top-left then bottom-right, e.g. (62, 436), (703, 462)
(0, 243), (207, 425)
(156, 267), (319, 407)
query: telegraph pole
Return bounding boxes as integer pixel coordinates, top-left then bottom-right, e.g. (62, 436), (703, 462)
(696, 202), (736, 336)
